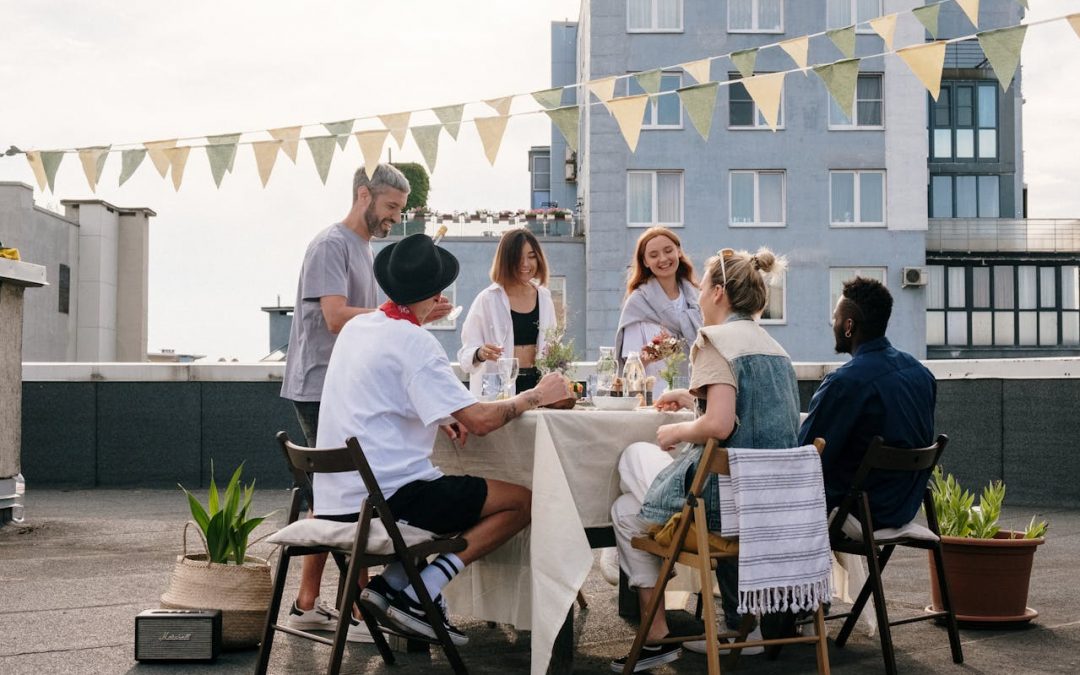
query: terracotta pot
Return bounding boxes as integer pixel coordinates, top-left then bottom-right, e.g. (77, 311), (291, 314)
(928, 530), (1044, 623)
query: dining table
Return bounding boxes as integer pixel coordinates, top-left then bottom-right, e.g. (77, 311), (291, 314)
(431, 404), (694, 674)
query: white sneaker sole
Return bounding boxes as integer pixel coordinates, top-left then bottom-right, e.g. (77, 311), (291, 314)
(610, 647), (682, 672)
(386, 605), (468, 646)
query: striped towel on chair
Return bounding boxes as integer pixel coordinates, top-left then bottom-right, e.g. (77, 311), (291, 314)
(718, 446), (832, 615)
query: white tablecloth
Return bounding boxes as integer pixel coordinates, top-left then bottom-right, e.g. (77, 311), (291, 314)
(432, 407), (692, 675)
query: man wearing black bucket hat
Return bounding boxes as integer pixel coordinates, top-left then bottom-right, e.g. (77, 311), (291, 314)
(314, 233), (571, 645)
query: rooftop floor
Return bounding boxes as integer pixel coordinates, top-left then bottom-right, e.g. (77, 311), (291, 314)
(1, 490), (1076, 674)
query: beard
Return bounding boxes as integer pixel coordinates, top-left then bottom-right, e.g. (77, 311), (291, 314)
(365, 202), (393, 239)
(833, 329), (851, 354)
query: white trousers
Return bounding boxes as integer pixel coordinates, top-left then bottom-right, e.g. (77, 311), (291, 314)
(611, 442), (674, 589)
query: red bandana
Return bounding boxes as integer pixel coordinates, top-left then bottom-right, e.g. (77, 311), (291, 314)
(379, 300), (421, 326)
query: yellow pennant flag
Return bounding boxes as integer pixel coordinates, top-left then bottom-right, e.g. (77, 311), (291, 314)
(778, 37), (809, 70)
(252, 140), (281, 187)
(144, 140), (177, 178)
(741, 72), (786, 131)
(957, 0), (980, 28)
(163, 146), (191, 191)
(545, 106), (580, 152)
(869, 14), (898, 50)
(432, 104), (465, 140)
(474, 115), (510, 166)
(680, 59), (712, 85)
(587, 76), (618, 106)
(77, 146), (110, 193)
(354, 130), (390, 179)
(269, 126), (302, 164)
(607, 94), (650, 152)
(978, 25), (1027, 92)
(378, 112), (411, 149)
(26, 151), (48, 193)
(484, 96), (513, 116)
(676, 83), (718, 141)
(1070, 14), (1080, 39)
(410, 125), (442, 173)
(898, 41), (947, 101)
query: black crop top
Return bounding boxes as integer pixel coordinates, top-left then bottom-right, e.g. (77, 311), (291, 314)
(510, 299), (540, 346)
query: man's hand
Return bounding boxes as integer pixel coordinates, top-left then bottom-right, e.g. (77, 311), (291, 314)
(440, 422), (468, 447)
(656, 422), (685, 452)
(533, 372), (572, 407)
(424, 295), (453, 324)
(654, 388), (694, 412)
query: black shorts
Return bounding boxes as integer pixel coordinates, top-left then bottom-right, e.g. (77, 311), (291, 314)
(316, 474), (488, 535)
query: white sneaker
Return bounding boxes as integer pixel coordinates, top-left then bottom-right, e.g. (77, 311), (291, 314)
(599, 548), (620, 586)
(284, 596), (375, 643)
(683, 624), (764, 656)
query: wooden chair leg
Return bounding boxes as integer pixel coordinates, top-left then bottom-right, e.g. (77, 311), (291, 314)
(622, 545), (682, 675)
(930, 543), (964, 664)
(813, 605), (831, 675)
(693, 503), (721, 675)
(255, 550), (293, 675)
(327, 552), (368, 675)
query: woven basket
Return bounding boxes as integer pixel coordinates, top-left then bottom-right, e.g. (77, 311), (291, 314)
(160, 523), (274, 649)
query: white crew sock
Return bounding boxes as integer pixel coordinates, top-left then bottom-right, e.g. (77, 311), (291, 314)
(379, 562), (409, 591)
(405, 553), (464, 603)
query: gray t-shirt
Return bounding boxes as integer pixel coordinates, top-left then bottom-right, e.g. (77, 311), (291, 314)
(281, 223), (377, 402)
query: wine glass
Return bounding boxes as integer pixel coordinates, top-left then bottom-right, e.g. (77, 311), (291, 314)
(497, 357), (519, 397)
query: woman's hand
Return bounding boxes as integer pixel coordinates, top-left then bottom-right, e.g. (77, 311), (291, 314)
(476, 343), (504, 363)
(656, 422), (686, 452)
(654, 388), (694, 412)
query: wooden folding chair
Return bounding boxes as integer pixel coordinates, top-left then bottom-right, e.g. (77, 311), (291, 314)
(825, 434), (963, 675)
(255, 432), (470, 675)
(623, 438), (831, 675)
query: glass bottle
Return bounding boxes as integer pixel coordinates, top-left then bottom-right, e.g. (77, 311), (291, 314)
(595, 346), (618, 396)
(12, 473), (25, 523)
(623, 352), (647, 403)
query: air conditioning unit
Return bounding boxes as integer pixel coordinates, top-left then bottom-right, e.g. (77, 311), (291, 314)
(564, 148), (577, 183)
(902, 266), (928, 288)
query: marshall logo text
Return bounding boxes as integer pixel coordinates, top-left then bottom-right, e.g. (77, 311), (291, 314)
(159, 632), (192, 641)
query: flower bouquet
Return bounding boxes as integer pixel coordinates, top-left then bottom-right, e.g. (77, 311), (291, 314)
(641, 331), (686, 391)
(537, 321), (579, 408)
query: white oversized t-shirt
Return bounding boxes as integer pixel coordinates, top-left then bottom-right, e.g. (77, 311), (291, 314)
(313, 311), (477, 515)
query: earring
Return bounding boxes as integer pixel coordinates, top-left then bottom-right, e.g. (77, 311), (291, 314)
(844, 330), (852, 338)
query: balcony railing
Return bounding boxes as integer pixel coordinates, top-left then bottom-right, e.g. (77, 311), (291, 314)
(928, 218), (1080, 253)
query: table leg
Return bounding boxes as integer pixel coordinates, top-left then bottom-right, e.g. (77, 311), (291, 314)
(547, 607), (575, 674)
(618, 569), (640, 620)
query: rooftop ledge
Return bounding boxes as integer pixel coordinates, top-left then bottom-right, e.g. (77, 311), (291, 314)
(22, 357), (1080, 383)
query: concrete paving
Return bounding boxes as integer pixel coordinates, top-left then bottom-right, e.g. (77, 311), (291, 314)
(1, 489), (1076, 674)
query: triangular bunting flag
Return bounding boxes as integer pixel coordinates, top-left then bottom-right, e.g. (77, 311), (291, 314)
(1070, 14), (1080, 39)
(913, 4), (941, 39)
(77, 146), (110, 193)
(813, 59), (861, 116)
(378, 112), (411, 149)
(680, 59), (712, 85)
(474, 115), (510, 166)
(268, 126), (302, 164)
(40, 151), (64, 193)
(206, 144), (234, 189)
(741, 71), (786, 131)
(119, 149), (146, 186)
(587, 76), (618, 105)
(898, 41), (947, 101)
(545, 106), (580, 152)
(322, 120), (354, 150)
(957, 0), (980, 28)
(26, 152), (48, 192)
(484, 96), (513, 116)
(354, 130), (390, 178)
(163, 146), (191, 191)
(978, 25), (1027, 92)
(432, 105), (465, 140)
(144, 140), (177, 178)
(305, 135), (337, 185)
(206, 133), (240, 173)
(410, 125), (442, 173)
(676, 83), (718, 140)
(532, 87), (565, 109)
(827, 26), (856, 58)
(778, 37), (809, 70)
(869, 14), (898, 50)
(252, 140), (281, 187)
(634, 69), (662, 95)
(607, 94), (650, 152)
(730, 49), (757, 79)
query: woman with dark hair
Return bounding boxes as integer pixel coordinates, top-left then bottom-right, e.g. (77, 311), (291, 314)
(458, 228), (557, 395)
(614, 227), (702, 398)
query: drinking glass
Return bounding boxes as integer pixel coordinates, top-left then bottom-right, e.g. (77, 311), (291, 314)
(481, 373), (505, 402)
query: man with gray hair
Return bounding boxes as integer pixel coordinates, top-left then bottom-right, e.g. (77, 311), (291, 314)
(280, 163), (451, 641)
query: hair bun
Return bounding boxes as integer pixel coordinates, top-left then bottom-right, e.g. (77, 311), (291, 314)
(753, 251), (776, 273)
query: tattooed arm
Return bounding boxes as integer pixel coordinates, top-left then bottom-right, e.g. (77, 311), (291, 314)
(453, 373), (569, 436)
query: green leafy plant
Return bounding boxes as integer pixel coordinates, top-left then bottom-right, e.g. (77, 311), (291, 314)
(536, 320), (578, 379)
(391, 162), (430, 211)
(179, 462), (275, 565)
(929, 467), (1048, 540)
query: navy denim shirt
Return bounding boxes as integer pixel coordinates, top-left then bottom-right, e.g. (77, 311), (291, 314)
(798, 337), (936, 529)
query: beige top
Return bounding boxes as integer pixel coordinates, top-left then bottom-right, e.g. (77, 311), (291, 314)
(688, 331), (737, 399)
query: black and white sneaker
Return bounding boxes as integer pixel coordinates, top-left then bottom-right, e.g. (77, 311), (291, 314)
(610, 641), (682, 673)
(358, 575), (395, 627)
(386, 590), (468, 646)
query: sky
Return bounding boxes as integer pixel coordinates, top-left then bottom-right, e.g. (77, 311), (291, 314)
(1, 0), (1078, 362)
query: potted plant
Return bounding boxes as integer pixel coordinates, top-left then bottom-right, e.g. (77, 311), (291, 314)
(927, 467), (1048, 624)
(161, 463), (277, 648)
(536, 319), (581, 408)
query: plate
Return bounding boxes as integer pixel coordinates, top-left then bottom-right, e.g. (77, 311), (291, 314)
(592, 395), (641, 411)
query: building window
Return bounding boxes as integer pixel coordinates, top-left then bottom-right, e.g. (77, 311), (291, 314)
(760, 271), (786, 323)
(729, 75), (785, 128)
(627, 72), (682, 128)
(927, 263), (1080, 347)
(931, 82), (998, 161)
(830, 171), (885, 227)
(730, 171), (785, 227)
(532, 155), (550, 191)
(929, 175), (1000, 218)
(829, 267), (887, 320)
(549, 276), (567, 323)
(627, 170), (684, 227)
(627, 0), (683, 32)
(426, 282), (457, 331)
(829, 74), (884, 128)
(58, 263), (70, 314)
(827, 0), (882, 32)
(728, 0), (783, 33)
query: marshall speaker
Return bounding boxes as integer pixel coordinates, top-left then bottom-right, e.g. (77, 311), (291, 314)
(135, 609), (222, 662)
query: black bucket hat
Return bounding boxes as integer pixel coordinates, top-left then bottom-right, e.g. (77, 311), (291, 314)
(374, 233), (460, 305)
